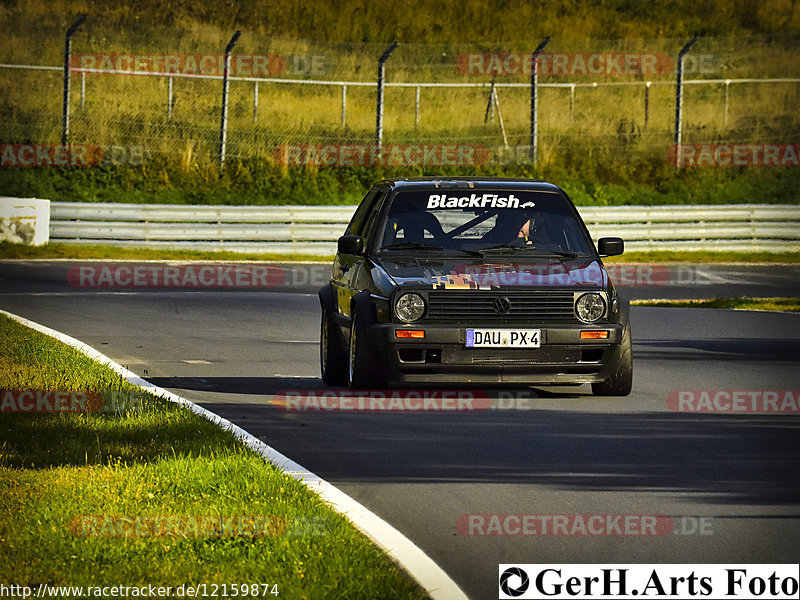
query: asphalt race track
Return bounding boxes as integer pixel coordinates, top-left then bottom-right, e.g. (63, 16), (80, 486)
(2, 261), (799, 599)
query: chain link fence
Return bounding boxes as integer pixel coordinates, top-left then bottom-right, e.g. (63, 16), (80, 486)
(1, 13), (799, 172)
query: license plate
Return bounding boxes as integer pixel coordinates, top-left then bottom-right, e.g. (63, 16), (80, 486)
(466, 329), (541, 348)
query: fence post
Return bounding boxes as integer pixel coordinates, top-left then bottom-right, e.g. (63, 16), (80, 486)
(415, 86), (420, 127)
(485, 78), (496, 124)
(219, 30), (242, 170)
(569, 84), (575, 122)
(723, 79), (730, 127)
(644, 81), (651, 128)
(376, 41), (399, 149)
(529, 37), (550, 164)
(168, 76), (173, 120)
(341, 84), (347, 127)
(674, 35), (699, 168)
(62, 14), (87, 145)
(253, 81), (259, 123)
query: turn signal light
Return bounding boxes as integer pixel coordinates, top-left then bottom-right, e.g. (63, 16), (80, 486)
(396, 330), (425, 339)
(580, 330), (609, 340)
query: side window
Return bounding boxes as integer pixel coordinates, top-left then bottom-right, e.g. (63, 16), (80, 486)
(360, 191), (387, 245)
(345, 188), (379, 237)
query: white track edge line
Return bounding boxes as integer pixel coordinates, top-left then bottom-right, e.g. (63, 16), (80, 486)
(1, 309), (469, 600)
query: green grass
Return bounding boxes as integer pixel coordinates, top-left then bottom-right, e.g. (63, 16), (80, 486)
(603, 251), (800, 264)
(3, 241), (800, 263)
(0, 241), (329, 262)
(1, 160), (799, 206)
(0, 314), (427, 598)
(6, 0), (800, 45)
(630, 296), (800, 311)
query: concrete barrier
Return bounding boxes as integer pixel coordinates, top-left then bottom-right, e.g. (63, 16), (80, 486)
(0, 197), (50, 245)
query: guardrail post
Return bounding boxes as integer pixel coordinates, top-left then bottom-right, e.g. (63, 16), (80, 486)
(219, 30), (242, 170)
(674, 35), (699, 168)
(62, 14), (87, 145)
(376, 41), (399, 150)
(529, 37), (550, 164)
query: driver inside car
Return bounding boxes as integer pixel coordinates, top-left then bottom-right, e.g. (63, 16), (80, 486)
(481, 211), (537, 245)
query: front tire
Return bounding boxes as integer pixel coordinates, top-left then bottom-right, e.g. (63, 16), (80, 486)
(347, 309), (385, 389)
(592, 324), (633, 396)
(320, 305), (347, 386)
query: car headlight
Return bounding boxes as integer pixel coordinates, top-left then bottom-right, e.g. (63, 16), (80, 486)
(395, 293), (426, 322)
(575, 293), (606, 323)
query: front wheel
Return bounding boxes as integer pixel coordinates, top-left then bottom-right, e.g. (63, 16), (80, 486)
(592, 324), (633, 396)
(347, 309), (385, 389)
(320, 306), (347, 386)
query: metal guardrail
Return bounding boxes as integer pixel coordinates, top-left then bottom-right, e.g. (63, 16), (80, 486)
(49, 202), (800, 255)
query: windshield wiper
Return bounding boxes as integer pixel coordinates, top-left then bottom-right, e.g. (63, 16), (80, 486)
(477, 243), (537, 255)
(380, 242), (445, 251)
(479, 244), (583, 258)
(542, 250), (580, 259)
(380, 242), (485, 258)
(449, 247), (484, 257)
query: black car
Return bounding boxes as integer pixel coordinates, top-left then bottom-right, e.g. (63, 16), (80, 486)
(319, 177), (632, 395)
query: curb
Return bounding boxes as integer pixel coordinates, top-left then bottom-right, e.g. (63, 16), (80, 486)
(1, 309), (469, 600)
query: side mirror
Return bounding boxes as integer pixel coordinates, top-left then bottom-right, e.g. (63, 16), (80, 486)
(598, 237), (624, 257)
(337, 234), (364, 255)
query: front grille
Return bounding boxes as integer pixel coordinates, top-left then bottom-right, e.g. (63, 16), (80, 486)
(426, 291), (575, 321)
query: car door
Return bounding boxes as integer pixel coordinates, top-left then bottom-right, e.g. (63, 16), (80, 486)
(331, 187), (384, 321)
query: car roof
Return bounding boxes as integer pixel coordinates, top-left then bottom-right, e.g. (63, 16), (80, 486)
(376, 177), (564, 194)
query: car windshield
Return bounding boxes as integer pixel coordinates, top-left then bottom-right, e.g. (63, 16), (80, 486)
(377, 189), (594, 256)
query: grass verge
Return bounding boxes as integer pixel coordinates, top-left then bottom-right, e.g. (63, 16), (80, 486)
(0, 242), (330, 263)
(0, 314), (427, 598)
(3, 242), (800, 264)
(630, 297), (800, 311)
(603, 251), (800, 264)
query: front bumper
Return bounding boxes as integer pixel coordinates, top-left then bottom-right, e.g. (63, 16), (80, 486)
(371, 322), (625, 384)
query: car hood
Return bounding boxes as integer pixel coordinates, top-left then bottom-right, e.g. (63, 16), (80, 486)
(375, 255), (608, 289)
